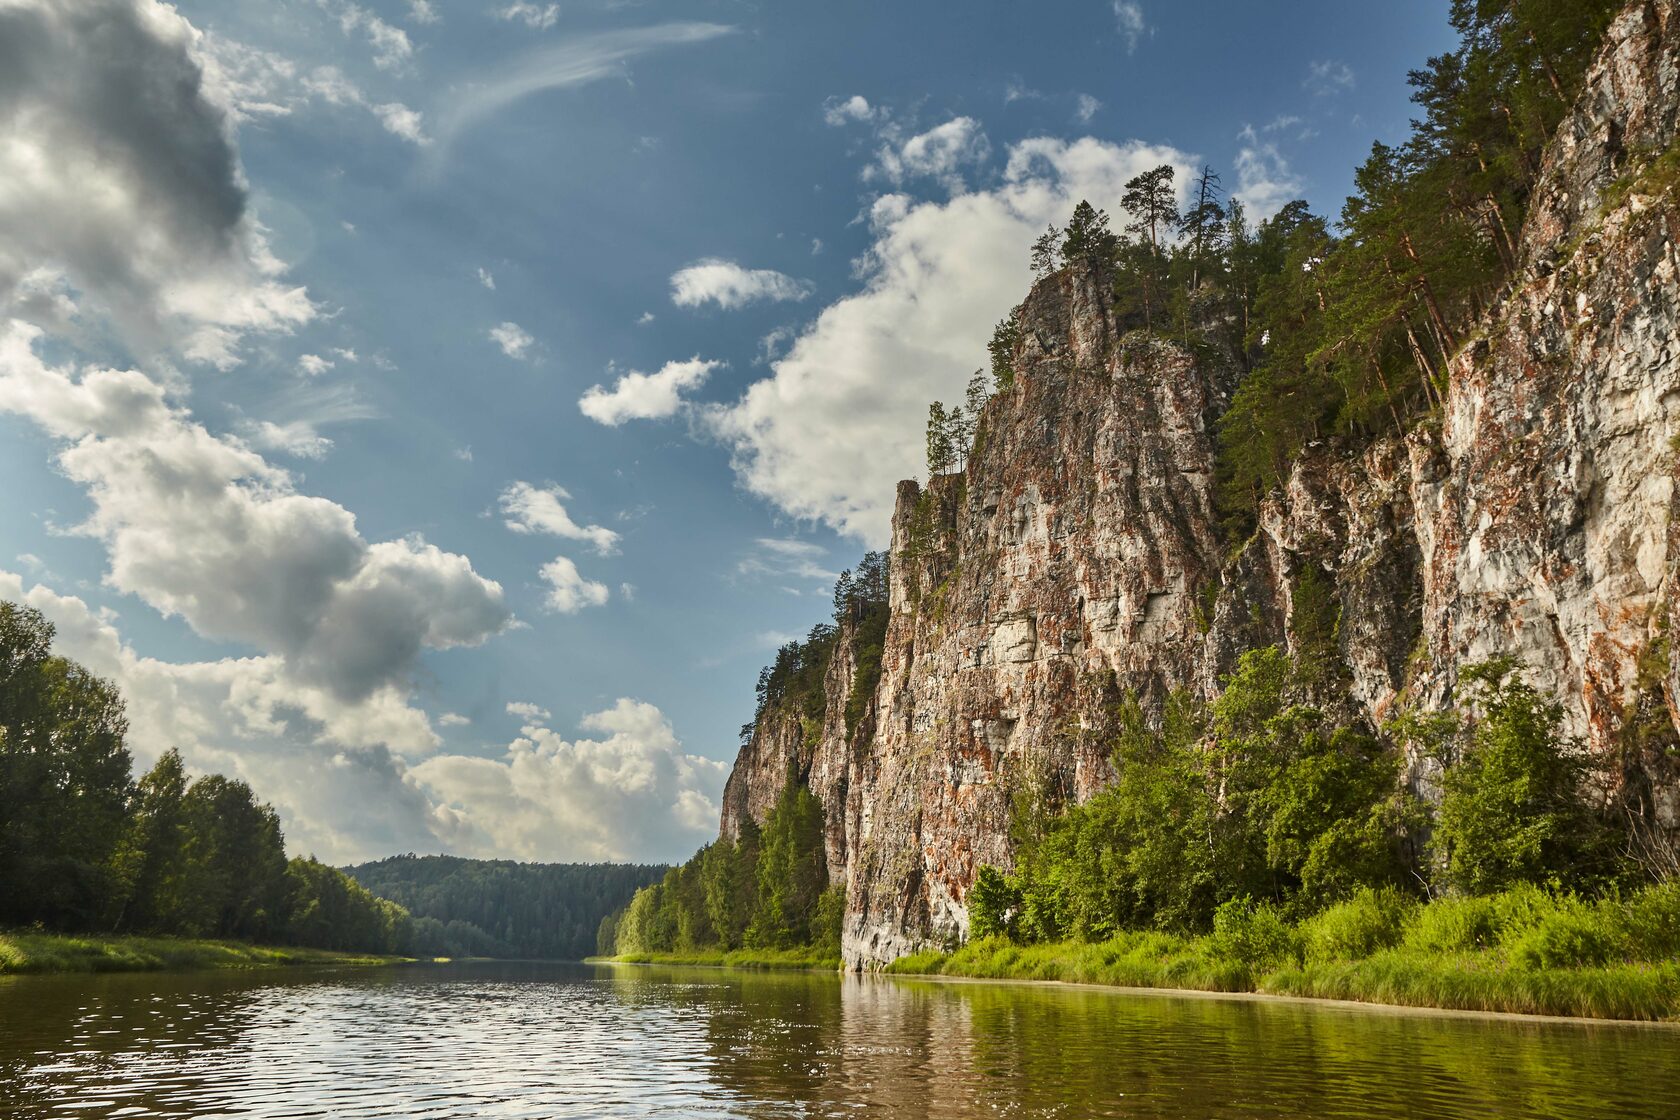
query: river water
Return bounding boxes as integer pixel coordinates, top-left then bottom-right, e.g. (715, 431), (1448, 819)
(1, 962), (1675, 1118)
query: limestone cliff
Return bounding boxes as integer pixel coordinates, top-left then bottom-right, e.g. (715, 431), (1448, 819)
(719, 0), (1680, 968)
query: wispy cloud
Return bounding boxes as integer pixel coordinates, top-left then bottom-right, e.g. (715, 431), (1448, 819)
(1112, 2), (1147, 53)
(432, 23), (736, 160)
(1305, 60), (1355, 97)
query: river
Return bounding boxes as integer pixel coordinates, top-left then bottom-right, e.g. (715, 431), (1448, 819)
(1, 962), (1675, 1118)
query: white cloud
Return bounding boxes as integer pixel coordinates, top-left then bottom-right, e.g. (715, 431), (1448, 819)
(432, 23), (735, 159)
(704, 135), (1197, 543)
(499, 2), (560, 30)
(1305, 59), (1355, 97)
(331, 2), (415, 71)
(1234, 124), (1303, 221)
(0, 322), (509, 701)
(239, 419), (335, 460)
(0, 0), (314, 367)
(477, 267), (497, 290)
(498, 481), (620, 555)
(811, 238), (824, 256)
(3, 568), (715, 866)
(579, 356), (721, 426)
(489, 321), (535, 360)
(636, 310), (656, 325)
(408, 0), (440, 24)
(538, 556), (610, 614)
(1003, 80), (1042, 104)
(373, 101), (427, 144)
(1112, 2), (1147, 53)
(1075, 93), (1102, 123)
(294, 63), (429, 144)
(822, 94), (878, 126)
(670, 260), (812, 310)
(866, 117), (991, 189)
(298, 353), (335, 376)
(410, 699), (726, 862)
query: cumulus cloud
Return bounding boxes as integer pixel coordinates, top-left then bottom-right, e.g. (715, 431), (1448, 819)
(1113, 2), (1147, 52)
(1075, 93), (1102, 123)
(3, 569), (713, 865)
(477, 267), (496, 290)
(499, 2), (560, 30)
(703, 136), (1197, 543)
(298, 353), (334, 376)
(287, 62), (429, 144)
(408, 1), (440, 24)
(1234, 124), (1304, 221)
(489, 321), (535, 359)
(498, 481), (620, 555)
(410, 699), (726, 862)
(866, 117), (991, 189)
(670, 261), (812, 310)
(822, 94), (878, 126)
(0, 0), (314, 366)
(538, 556), (611, 614)
(0, 322), (510, 701)
(579, 356), (721, 426)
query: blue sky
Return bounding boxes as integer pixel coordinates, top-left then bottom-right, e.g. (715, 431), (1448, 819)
(0, 0), (1453, 863)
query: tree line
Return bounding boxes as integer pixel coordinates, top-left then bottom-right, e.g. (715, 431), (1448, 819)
(0, 600), (485, 956)
(927, 0), (1624, 532)
(346, 854), (667, 960)
(601, 773), (843, 958)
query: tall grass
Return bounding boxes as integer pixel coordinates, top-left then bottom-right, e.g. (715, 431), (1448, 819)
(0, 930), (407, 975)
(890, 882), (1680, 1021)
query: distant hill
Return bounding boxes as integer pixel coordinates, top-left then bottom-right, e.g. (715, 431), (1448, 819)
(346, 854), (668, 960)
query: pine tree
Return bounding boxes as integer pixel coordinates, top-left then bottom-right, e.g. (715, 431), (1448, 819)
(1060, 201), (1118, 266)
(1179, 165), (1227, 289)
(1030, 224), (1060, 276)
(1122, 165), (1179, 252)
(926, 402), (956, 475)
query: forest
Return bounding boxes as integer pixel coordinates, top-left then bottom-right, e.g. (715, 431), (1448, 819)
(0, 599), (484, 957)
(347, 854), (666, 960)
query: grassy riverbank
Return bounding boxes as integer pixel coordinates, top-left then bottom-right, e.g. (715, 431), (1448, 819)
(887, 885), (1680, 1022)
(594, 946), (841, 971)
(0, 930), (411, 975)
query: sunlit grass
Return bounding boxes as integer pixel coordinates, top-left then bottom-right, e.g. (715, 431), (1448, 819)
(0, 930), (409, 975)
(887, 884), (1680, 1021)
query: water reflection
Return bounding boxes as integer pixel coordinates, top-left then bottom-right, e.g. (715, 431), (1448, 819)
(0, 962), (1674, 1118)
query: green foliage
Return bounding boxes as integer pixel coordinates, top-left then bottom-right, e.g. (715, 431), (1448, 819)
(967, 865), (1019, 940)
(1434, 659), (1623, 894)
(606, 776), (837, 959)
(987, 311), (1021, 390)
(1211, 897), (1300, 974)
(1297, 888), (1415, 965)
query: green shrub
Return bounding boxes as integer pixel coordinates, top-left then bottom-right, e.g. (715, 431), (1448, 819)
(1403, 895), (1500, 953)
(1211, 897), (1299, 973)
(1298, 887), (1416, 964)
(1617, 880), (1680, 960)
(1505, 899), (1624, 970)
(967, 865), (1019, 940)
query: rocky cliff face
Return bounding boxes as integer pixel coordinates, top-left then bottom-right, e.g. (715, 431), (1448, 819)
(719, 0), (1680, 968)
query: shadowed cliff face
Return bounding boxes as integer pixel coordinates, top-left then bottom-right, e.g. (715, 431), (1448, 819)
(719, 0), (1680, 968)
